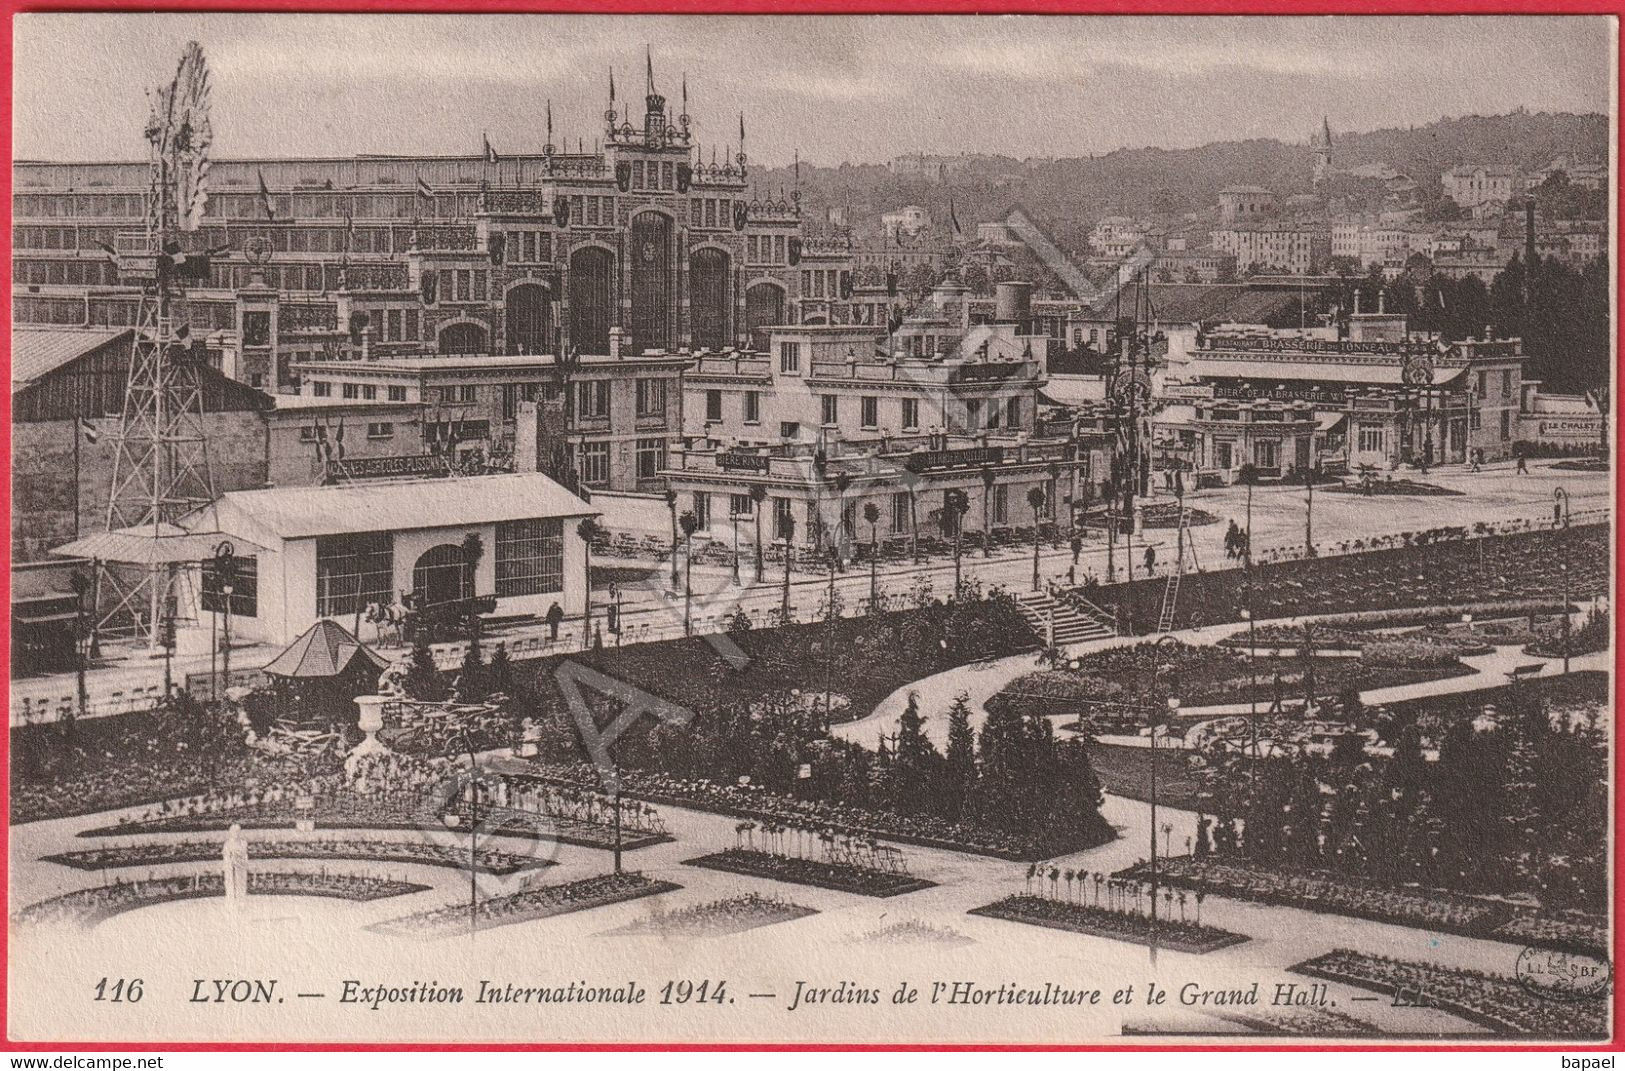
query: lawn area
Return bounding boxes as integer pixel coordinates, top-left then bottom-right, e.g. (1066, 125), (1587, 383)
(1083, 742), (1206, 811)
(987, 641), (1472, 724)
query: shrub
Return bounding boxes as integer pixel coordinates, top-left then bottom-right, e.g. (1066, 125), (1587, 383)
(1360, 640), (1462, 669)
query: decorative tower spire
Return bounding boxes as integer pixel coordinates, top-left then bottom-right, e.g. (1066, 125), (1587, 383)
(737, 113), (747, 179)
(646, 46), (656, 98)
(680, 72), (690, 135)
(545, 99), (554, 156)
(605, 67), (618, 136)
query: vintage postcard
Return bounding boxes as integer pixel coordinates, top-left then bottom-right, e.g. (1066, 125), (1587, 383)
(7, 11), (1616, 1046)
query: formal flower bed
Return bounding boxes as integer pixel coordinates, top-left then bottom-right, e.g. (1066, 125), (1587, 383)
(1526, 608), (1610, 659)
(1488, 911), (1609, 956)
(858, 919), (974, 947)
(968, 894), (1248, 954)
(1324, 479), (1464, 497)
(1291, 949), (1608, 1038)
(1121, 857), (1499, 935)
(82, 789), (669, 853)
(1218, 624), (1492, 657)
(987, 641), (1469, 721)
(1124, 857), (1606, 955)
(683, 848), (936, 897)
(604, 893), (817, 937)
(525, 762), (1112, 861)
(44, 837), (553, 877)
(1204, 1007), (1382, 1037)
(15, 871), (429, 929)
(368, 872), (679, 940)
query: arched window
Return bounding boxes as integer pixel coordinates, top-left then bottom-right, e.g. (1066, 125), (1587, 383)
(689, 248), (731, 351)
(505, 282), (553, 355)
(569, 246), (613, 354)
(438, 321), (487, 355)
(629, 213), (673, 352)
(744, 281), (786, 352)
(412, 543), (471, 606)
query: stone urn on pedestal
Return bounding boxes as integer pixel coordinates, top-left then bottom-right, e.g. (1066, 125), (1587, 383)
(345, 694), (393, 778)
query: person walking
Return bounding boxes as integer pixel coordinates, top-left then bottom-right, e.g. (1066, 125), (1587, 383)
(1143, 544), (1157, 576)
(545, 601), (564, 641)
(1516, 454), (1529, 475)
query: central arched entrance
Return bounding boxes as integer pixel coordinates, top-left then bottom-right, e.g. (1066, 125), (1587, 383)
(745, 281), (786, 351)
(505, 282), (553, 355)
(629, 212), (673, 353)
(569, 247), (613, 355)
(412, 543), (472, 606)
(689, 248), (731, 351)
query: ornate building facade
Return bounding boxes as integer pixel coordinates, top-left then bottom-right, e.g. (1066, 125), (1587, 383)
(12, 57), (856, 391)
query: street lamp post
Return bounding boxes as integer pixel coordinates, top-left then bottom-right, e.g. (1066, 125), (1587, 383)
(1560, 562), (1571, 675)
(730, 503), (741, 585)
(1147, 634), (1181, 968)
(824, 540), (838, 720)
(70, 571), (91, 720)
(1554, 486), (1571, 529)
(445, 732), (481, 940)
(751, 484), (767, 583)
(780, 515), (796, 622)
(679, 510), (699, 636)
(665, 489), (680, 584)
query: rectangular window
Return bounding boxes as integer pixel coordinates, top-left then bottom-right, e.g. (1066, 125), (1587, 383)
(891, 491), (910, 532)
(636, 377), (667, 418)
(636, 437), (665, 479)
(821, 395), (839, 425)
(1358, 422), (1385, 453)
(316, 533), (393, 618)
(342, 382), (359, 400)
(691, 491), (710, 529)
(495, 518), (564, 597)
(965, 399), (982, 430)
(744, 390), (761, 424)
(861, 396), (878, 429)
(1476, 371), (1487, 399)
(362, 385), (378, 400)
(993, 485), (1009, 525)
(661, 162), (674, 189)
(1500, 410), (1512, 441)
(299, 426), (319, 443)
(780, 421), (800, 440)
(200, 556), (258, 618)
(632, 161), (645, 189)
(1255, 440), (1278, 468)
(367, 422), (394, 439)
(987, 401), (1002, 430)
(578, 380), (610, 418)
(405, 310), (419, 340)
(779, 341), (801, 374)
(730, 493), (752, 518)
(502, 384), (518, 421)
(312, 380), (332, 398)
(1501, 369), (1513, 397)
(459, 384), (477, 403)
(774, 236), (785, 263)
(773, 497), (794, 541)
(1006, 396), (1021, 428)
(387, 385), (407, 402)
(579, 441), (611, 485)
(902, 398), (920, 430)
(706, 389), (723, 422)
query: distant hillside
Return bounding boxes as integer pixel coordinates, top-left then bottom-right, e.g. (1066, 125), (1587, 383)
(758, 111), (1609, 242)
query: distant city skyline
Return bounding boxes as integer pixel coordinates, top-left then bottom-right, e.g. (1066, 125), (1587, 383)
(14, 13), (1615, 167)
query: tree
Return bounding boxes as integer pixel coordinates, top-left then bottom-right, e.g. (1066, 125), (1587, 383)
(487, 642), (513, 695)
(457, 639), (486, 701)
(943, 691), (977, 819)
(459, 531), (485, 654)
(892, 691), (940, 815)
(404, 635), (445, 701)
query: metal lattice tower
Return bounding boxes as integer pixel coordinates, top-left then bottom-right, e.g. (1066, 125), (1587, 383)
(96, 42), (218, 642)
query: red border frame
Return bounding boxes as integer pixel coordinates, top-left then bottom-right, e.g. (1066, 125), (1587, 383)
(0, 0), (1620, 1051)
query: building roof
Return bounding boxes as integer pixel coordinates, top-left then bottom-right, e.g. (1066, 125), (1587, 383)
(291, 351), (689, 374)
(262, 619), (388, 679)
(272, 395), (424, 411)
(1220, 185), (1274, 195)
(182, 471), (597, 544)
(1190, 354), (1467, 387)
(12, 327), (130, 394)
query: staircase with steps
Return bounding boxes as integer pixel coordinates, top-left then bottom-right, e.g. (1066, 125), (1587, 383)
(1014, 591), (1118, 647)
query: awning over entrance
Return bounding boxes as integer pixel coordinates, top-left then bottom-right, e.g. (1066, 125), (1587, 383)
(51, 524), (267, 566)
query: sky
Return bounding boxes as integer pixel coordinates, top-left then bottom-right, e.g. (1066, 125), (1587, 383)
(13, 14), (1616, 167)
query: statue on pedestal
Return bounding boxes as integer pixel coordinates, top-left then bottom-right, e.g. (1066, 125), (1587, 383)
(221, 823), (249, 905)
